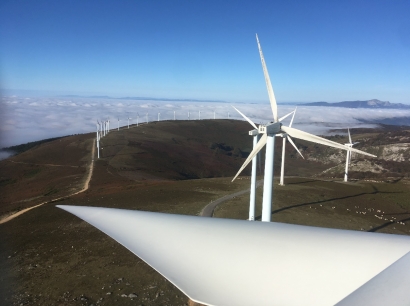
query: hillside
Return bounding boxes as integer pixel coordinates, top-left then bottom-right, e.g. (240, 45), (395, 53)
(2, 120), (410, 218)
(1, 119), (410, 305)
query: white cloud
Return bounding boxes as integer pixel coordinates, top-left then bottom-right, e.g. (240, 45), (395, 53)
(0, 96), (409, 148)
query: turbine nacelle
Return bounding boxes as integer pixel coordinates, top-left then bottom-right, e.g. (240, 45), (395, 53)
(249, 129), (259, 136)
(258, 122), (282, 135)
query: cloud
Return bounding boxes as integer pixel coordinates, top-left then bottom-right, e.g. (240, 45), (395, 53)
(1, 96), (409, 149)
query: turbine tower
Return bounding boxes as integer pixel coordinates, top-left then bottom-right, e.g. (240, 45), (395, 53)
(279, 108), (304, 186)
(158, 112), (160, 121)
(146, 112), (148, 124)
(188, 111), (190, 120)
(127, 116), (131, 129)
(199, 110), (201, 120)
(232, 34), (376, 222)
(117, 118), (120, 131)
(137, 113), (139, 127)
(174, 111), (176, 120)
(344, 128), (359, 182)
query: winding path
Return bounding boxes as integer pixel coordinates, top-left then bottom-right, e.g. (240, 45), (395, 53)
(199, 179), (263, 217)
(0, 139), (96, 225)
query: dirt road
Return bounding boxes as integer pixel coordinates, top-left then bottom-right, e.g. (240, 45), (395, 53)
(0, 139), (96, 224)
(199, 179), (263, 217)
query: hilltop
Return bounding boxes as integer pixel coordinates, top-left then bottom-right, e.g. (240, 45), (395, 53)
(1, 119), (410, 305)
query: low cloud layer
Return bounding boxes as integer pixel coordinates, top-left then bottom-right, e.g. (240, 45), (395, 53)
(1, 96), (409, 149)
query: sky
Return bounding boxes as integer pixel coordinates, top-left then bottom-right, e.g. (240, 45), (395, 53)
(1, 0), (409, 103)
(1, 0), (410, 150)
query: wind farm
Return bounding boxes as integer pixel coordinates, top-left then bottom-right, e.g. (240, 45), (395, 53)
(2, 34), (410, 306)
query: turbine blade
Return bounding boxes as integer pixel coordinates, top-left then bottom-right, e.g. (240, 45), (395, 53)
(348, 128), (352, 144)
(289, 107), (297, 128)
(278, 110), (294, 122)
(231, 106), (258, 129)
(286, 135), (304, 159)
(232, 133), (268, 181)
(281, 126), (376, 158)
(256, 34), (278, 122)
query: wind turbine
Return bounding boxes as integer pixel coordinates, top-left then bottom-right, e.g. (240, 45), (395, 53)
(232, 105), (297, 221)
(136, 113), (139, 127)
(117, 118), (120, 131)
(158, 112), (160, 121)
(96, 122), (100, 143)
(199, 110), (201, 120)
(107, 119), (110, 133)
(232, 34), (376, 222)
(127, 116), (131, 129)
(344, 128), (359, 182)
(188, 111), (190, 120)
(174, 110), (176, 120)
(146, 112), (148, 124)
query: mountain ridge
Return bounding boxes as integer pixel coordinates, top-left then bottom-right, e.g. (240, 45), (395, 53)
(302, 99), (410, 109)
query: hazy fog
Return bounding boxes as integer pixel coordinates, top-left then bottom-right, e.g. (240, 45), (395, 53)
(2, 96), (409, 149)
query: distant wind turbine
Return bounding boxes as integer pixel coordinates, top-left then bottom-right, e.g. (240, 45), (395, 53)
(136, 113), (139, 127)
(174, 111), (176, 120)
(146, 112), (148, 124)
(158, 112), (160, 121)
(127, 116), (131, 129)
(344, 128), (359, 182)
(199, 110), (201, 120)
(232, 34), (376, 222)
(117, 118), (120, 131)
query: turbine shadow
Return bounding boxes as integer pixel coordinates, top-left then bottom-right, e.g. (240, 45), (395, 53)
(254, 184), (400, 221)
(368, 216), (410, 233)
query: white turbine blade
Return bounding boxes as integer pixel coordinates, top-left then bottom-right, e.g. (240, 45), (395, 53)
(256, 34), (278, 122)
(57, 205), (410, 306)
(278, 110), (294, 122)
(281, 126), (377, 158)
(348, 128), (352, 144)
(231, 105), (258, 129)
(286, 135), (304, 159)
(232, 133), (267, 181)
(336, 251), (410, 306)
(289, 107), (297, 128)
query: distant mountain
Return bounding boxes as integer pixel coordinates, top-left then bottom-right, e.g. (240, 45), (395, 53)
(302, 99), (410, 109)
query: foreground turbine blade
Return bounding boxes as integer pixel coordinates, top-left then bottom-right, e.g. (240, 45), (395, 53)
(281, 126), (376, 158)
(348, 128), (352, 144)
(336, 251), (410, 306)
(232, 133), (268, 181)
(231, 105), (258, 129)
(57, 205), (410, 306)
(256, 34), (278, 122)
(286, 135), (304, 159)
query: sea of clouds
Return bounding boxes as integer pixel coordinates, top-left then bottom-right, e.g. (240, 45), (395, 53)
(1, 95), (410, 159)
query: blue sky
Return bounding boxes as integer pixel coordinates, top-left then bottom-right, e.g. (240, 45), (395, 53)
(1, 0), (410, 103)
